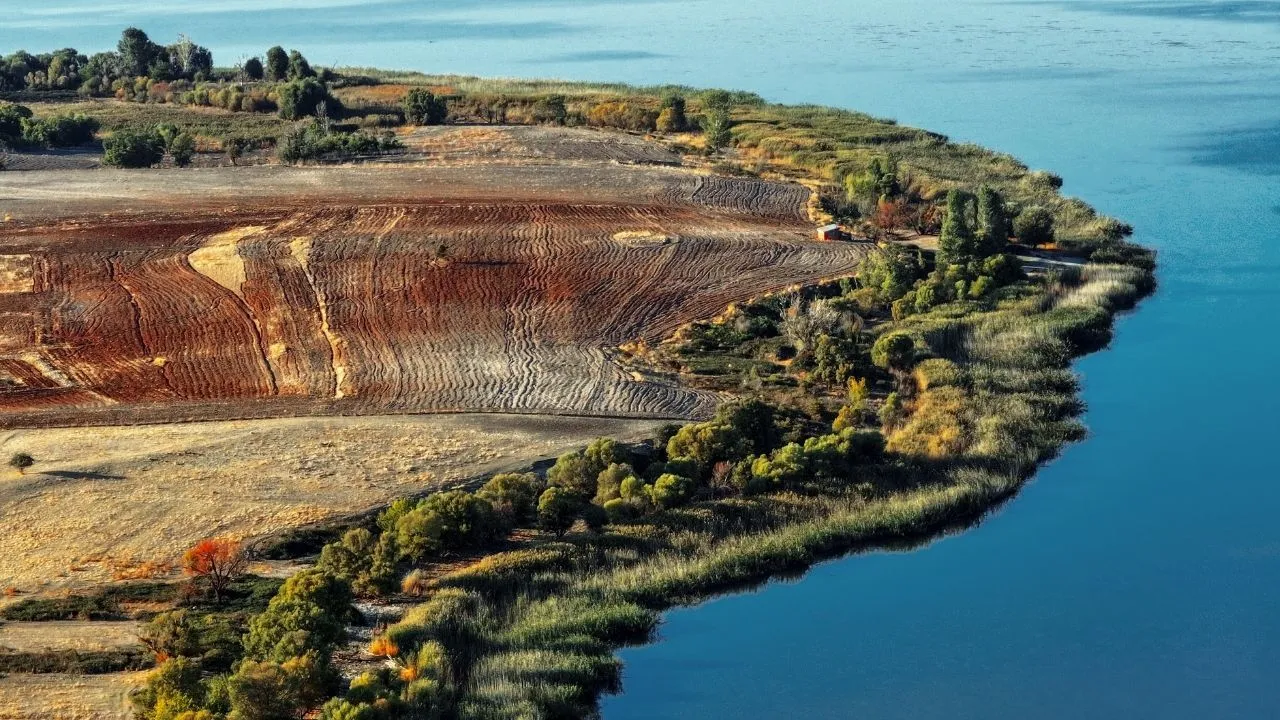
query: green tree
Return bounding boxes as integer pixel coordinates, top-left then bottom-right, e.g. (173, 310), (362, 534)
(856, 244), (918, 300)
(0, 103), (31, 146)
(277, 78), (330, 120)
(243, 56), (264, 80)
(649, 473), (694, 509)
(287, 50), (314, 80)
(131, 657), (206, 719)
(402, 88), (448, 125)
(1014, 206), (1055, 246)
(667, 422), (747, 473)
(593, 462), (635, 504)
(477, 472), (543, 524)
(103, 129), (163, 168)
(813, 334), (856, 387)
(532, 94), (567, 125)
(265, 46), (288, 81)
(938, 188), (976, 265)
(657, 93), (687, 132)
(243, 569), (352, 661)
(168, 132), (195, 167)
(546, 450), (595, 497)
(871, 333), (915, 375)
(974, 185), (1009, 257)
(8, 452), (33, 474)
(118, 28), (161, 78)
(714, 397), (782, 455)
(537, 486), (581, 537)
(227, 652), (333, 720)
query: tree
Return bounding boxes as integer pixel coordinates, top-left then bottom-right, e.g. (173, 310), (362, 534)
(593, 462), (635, 504)
(118, 28), (161, 78)
(938, 188), (976, 265)
(168, 132), (195, 167)
(974, 185), (1009, 257)
(871, 333), (915, 375)
(277, 78), (330, 120)
(649, 473), (694, 509)
(701, 107), (731, 153)
(243, 569), (352, 661)
(715, 397), (782, 455)
(243, 56), (264, 81)
(130, 657), (206, 719)
(0, 103), (31, 147)
(167, 35), (212, 79)
(8, 452), (33, 474)
(227, 652), (333, 720)
(856, 244), (919, 300)
(532, 94), (567, 125)
(181, 537), (246, 603)
(265, 46), (289, 81)
(657, 93), (686, 132)
(1014, 206), (1055, 246)
(224, 135), (248, 166)
(546, 450), (595, 497)
(537, 486), (581, 537)
(402, 88), (447, 125)
(667, 421), (747, 472)
(103, 129), (164, 168)
(287, 50), (315, 80)
(477, 472), (542, 524)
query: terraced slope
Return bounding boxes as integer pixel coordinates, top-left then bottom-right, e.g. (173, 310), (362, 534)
(0, 145), (864, 427)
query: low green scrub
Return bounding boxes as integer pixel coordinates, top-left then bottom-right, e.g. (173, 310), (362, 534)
(1, 582), (176, 621)
(0, 647), (152, 674)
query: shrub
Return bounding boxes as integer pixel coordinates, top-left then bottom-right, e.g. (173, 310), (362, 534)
(913, 358), (965, 390)
(103, 129), (163, 168)
(168, 132), (195, 166)
(649, 474), (694, 509)
(871, 333), (916, 374)
(666, 422), (747, 474)
(532, 95), (567, 125)
(1014, 206), (1055, 246)
(403, 88), (447, 125)
(593, 463), (635, 504)
(394, 491), (499, 562)
(21, 114), (99, 147)
(586, 101), (656, 131)
(477, 472), (543, 525)
(537, 487), (581, 537)
(277, 77), (331, 120)
(657, 93), (687, 132)
(243, 569), (352, 661)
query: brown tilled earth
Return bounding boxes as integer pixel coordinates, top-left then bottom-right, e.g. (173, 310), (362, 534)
(0, 126), (868, 592)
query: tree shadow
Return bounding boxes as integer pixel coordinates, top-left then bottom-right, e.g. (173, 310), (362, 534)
(39, 470), (126, 481)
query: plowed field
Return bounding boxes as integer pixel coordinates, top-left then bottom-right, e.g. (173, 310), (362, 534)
(0, 148), (863, 427)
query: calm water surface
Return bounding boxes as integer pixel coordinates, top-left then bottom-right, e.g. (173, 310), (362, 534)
(5, 2), (1279, 717)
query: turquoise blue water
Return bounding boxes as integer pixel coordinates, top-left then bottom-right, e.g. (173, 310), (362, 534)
(6, 2), (1279, 717)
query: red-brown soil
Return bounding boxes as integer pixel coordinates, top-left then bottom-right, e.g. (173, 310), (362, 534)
(0, 154), (866, 428)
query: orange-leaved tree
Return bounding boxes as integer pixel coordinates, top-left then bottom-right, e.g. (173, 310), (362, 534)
(181, 537), (246, 604)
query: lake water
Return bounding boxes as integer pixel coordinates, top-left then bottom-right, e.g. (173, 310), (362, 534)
(5, 1), (1280, 717)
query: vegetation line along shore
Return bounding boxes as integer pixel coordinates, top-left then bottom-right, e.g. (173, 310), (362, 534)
(0, 28), (1155, 720)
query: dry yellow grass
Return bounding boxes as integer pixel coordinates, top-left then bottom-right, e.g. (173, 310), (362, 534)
(0, 671), (144, 720)
(0, 621), (142, 654)
(0, 413), (661, 597)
